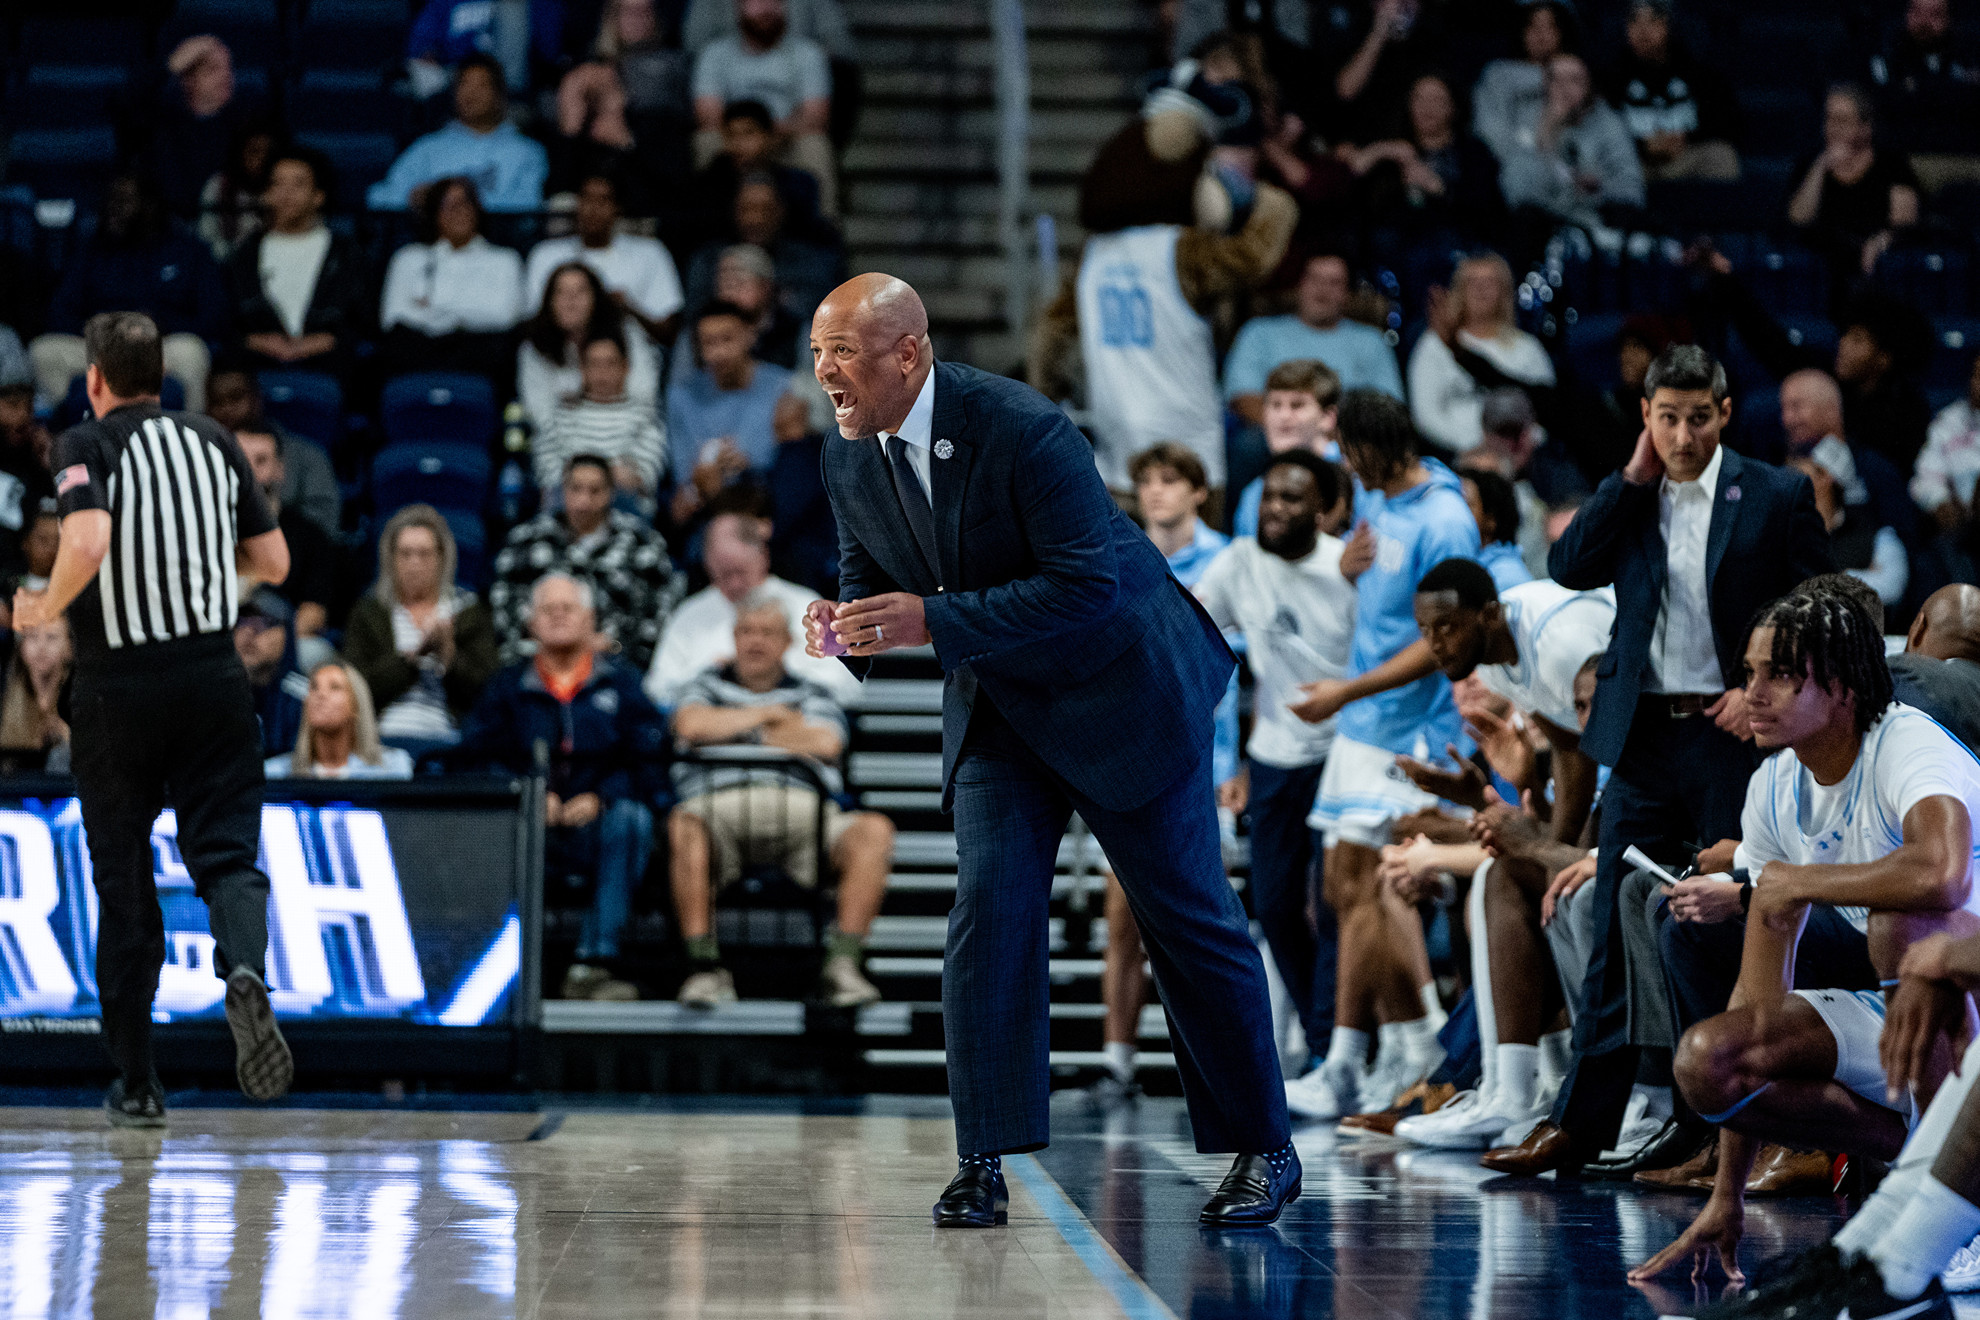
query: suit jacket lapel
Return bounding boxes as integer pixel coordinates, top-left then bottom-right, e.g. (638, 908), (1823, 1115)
(1705, 448), (1744, 591)
(929, 363), (973, 589)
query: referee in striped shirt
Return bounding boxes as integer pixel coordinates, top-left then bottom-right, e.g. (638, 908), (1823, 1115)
(14, 312), (295, 1127)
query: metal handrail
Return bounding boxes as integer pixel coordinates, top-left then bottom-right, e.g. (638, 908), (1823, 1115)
(990, 0), (1031, 342)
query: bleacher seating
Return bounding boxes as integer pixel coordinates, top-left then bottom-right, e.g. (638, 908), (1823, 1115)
(372, 440), (491, 516)
(259, 370), (344, 452)
(382, 373), (498, 449)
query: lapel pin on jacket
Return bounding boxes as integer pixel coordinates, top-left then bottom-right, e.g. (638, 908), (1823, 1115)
(935, 439), (954, 459)
(1726, 485), (1741, 501)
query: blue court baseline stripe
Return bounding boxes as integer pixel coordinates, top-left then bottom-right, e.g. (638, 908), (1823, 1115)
(1005, 1154), (1176, 1320)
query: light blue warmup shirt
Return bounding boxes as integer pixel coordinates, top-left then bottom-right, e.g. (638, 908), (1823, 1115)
(1221, 315), (1406, 402)
(1336, 458), (1481, 756)
(1478, 541), (1533, 592)
(1165, 518), (1242, 787)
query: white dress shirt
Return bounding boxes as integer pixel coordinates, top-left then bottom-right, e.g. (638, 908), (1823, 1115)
(879, 367), (937, 504)
(380, 236), (526, 335)
(1646, 443), (1726, 694)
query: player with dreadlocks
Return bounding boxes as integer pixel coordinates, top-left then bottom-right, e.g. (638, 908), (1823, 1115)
(1632, 587), (1980, 1310)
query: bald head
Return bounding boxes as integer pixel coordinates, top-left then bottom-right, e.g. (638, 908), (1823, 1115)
(811, 273), (935, 438)
(1909, 584), (1980, 663)
(1781, 369), (1845, 449)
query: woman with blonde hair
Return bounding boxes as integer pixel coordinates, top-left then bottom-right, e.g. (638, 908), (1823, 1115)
(267, 662), (414, 780)
(0, 617), (72, 774)
(1406, 252), (1556, 454)
(340, 505), (499, 746)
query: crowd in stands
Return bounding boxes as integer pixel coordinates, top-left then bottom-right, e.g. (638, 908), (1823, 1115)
(0, 0), (867, 1008)
(18, 2), (1980, 1292)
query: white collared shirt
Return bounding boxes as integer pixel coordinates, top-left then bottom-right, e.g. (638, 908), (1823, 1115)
(1646, 443), (1726, 694)
(878, 367), (937, 506)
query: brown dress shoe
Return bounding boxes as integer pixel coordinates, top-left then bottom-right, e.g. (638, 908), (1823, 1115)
(1634, 1135), (1718, 1192)
(1744, 1144), (1837, 1197)
(1338, 1081), (1457, 1135)
(1480, 1121), (1578, 1176)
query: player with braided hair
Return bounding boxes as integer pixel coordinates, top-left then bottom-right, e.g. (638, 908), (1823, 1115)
(1632, 586), (1980, 1296)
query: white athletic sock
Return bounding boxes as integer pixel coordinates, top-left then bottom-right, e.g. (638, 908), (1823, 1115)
(1635, 1083), (1673, 1123)
(1836, 1035), (1980, 1257)
(1869, 1176), (1980, 1300)
(1467, 861), (1501, 1096)
(1103, 1041), (1136, 1084)
(1496, 1044), (1540, 1113)
(1377, 1022), (1411, 1069)
(1418, 980), (1447, 1032)
(1325, 1026), (1371, 1075)
(1397, 1015), (1443, 1076)
(1539, 1030), (1572, 1087)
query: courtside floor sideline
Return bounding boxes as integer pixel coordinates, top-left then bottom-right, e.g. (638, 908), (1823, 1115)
(0, 1091), (1938, 1318)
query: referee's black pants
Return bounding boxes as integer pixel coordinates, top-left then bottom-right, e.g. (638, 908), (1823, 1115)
(71, 637), (270, 1085)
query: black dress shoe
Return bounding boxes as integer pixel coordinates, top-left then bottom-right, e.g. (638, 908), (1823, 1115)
(933, 1162), (1008, 1227)
(1578, 1118), (1709, 1181)
(1199, 1148), (1302, 1227)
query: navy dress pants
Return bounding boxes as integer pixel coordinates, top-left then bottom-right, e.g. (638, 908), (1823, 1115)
(943, 701), (1291, 1156)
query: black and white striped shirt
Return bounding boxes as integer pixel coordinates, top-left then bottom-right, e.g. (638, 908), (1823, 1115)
(54, 404), (277, 668)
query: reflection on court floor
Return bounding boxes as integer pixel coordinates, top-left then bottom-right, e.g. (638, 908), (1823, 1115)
(0, 1095), (1956, 1319)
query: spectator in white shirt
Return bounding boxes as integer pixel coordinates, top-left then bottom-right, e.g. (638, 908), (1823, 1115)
(691, 0), (837, 215)
(228, 146), (372, 377)
(518, 261), (660, 434)
(1913, 353), (1980, 537)
(379, 176), (526, 378)
(645, 510), (859, 705)
(1407, 252), (1556, 455)
(524, 171), (685, 346)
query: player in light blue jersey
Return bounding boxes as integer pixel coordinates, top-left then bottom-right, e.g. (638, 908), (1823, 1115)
(1283, 390), (1481, 1121)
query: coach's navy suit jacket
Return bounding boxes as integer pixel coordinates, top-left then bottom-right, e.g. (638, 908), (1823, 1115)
(823, 360), (1235, 813)
(1549, 445), (1835, 768)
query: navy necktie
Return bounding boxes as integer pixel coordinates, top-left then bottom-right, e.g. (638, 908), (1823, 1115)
(886, 435), (941, 587)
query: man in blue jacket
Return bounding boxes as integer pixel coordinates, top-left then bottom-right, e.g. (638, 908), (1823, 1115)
(801, 273), (1295, 1228)
(368, 56), (550, 213)
(1484, 344), (1836, 1178)
(459, 573), (670, 1002)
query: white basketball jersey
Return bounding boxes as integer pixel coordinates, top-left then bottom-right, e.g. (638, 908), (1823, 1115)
(1075, 225), (1224, 489)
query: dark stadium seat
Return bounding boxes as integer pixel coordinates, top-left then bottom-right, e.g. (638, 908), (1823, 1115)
(381, 374), (498, 449)
(1876, 247), (1975, 317)
(297, 0), (410, 74)
(295, 131), (399, 215)
(1565, 310), (1627, 388)
(1929, 319), (1980, 394)
(372, 442), (493, 518)
(1734, 386), (1786, 462)
(16, 18), (148, 69)
(259, 371), (345, 452)
(292, 69), (399, 136)
(441, 509), (489, 589)
(6, 129), (118, 203)
(1744, 240), (1829, 316)
(16, 65), (130, 132)
(160, 0), (283, 71)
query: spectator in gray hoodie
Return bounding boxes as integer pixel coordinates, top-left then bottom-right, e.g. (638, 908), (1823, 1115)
(1499, 53), (1645, 230)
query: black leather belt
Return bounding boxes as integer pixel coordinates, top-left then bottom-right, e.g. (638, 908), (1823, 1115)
(1643, 692), (1715, 718)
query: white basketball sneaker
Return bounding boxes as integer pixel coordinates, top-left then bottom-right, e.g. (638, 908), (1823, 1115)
(1397, 1089), (1548, 1151)
(1941, 1232), (1980, 1292)
(1285, 1063), (1361, 1122)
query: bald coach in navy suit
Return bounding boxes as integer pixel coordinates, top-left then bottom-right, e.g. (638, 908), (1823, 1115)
(801, 274), (1297, 1228)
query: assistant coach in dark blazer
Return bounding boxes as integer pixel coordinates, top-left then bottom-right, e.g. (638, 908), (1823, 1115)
(800, 274), (1297, 1227)
(1484, 345), (1836, 1177)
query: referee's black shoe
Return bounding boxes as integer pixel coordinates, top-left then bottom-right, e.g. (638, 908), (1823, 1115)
(225, 968), (293, 1101)
(105, 1074), (167, 1128)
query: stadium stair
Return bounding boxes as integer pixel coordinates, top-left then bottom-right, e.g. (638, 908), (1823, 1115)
(835, 0), (1152, 371)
